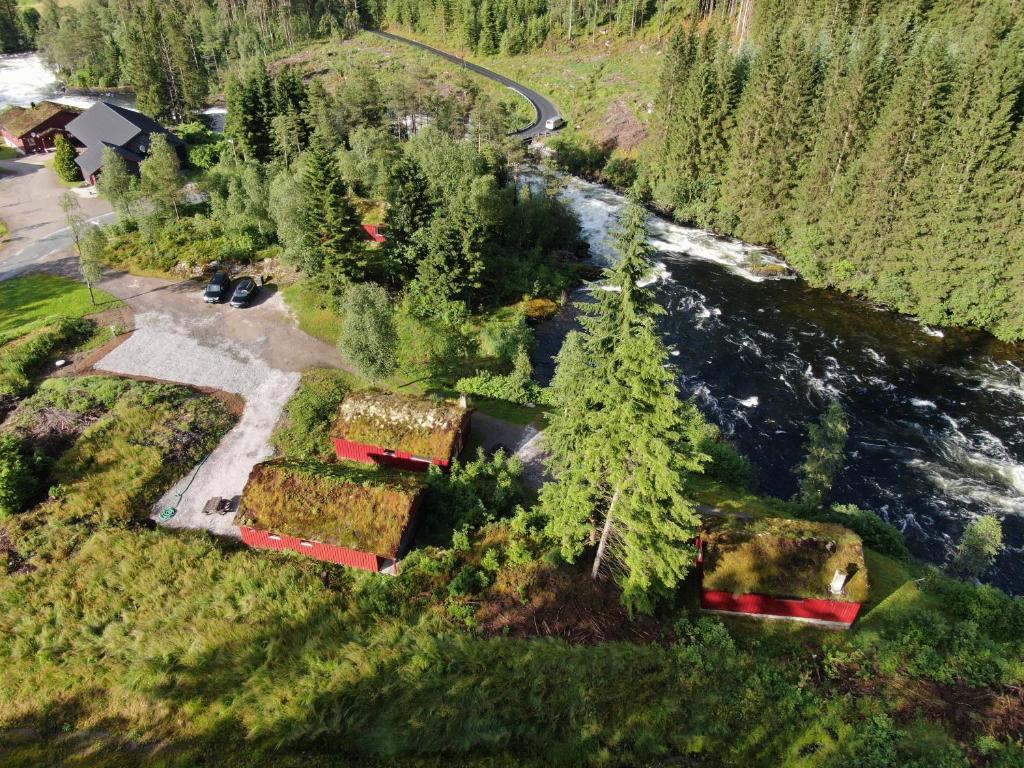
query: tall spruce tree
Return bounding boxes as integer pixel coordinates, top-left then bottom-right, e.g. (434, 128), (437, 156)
(541, 198), (706, 614)
(297, 132), (364, 282)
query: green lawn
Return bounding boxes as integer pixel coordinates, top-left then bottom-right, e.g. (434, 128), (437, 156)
(281, 281), (341, 346)
(0, 218), (8, 242)
(0, 274), (120, 340)
(0, 147), (18, 161)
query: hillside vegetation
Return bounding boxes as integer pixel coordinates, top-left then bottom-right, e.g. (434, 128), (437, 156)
(384, 0), (1024, 341)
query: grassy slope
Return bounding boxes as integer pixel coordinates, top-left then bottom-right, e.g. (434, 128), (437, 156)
(0, 273), (120, 339)
(374, 26), (661, 148)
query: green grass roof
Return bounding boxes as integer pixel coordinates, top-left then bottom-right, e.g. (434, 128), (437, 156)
(235, 459), (426, 557)
(0, 101), (80, 138)
(332, 389), (469, 460)
(701, 517), (870, 603)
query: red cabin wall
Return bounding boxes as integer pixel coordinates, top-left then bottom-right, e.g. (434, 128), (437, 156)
(239, 525), (381, 572)
(700, 589), (862, 626)
(333, 437), (454, 471)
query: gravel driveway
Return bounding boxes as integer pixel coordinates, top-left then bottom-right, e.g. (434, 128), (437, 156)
(93, 272), (343, 537)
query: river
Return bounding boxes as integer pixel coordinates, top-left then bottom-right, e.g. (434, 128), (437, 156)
(0, 52), (224, 127)
(4, 51), (1022, 593)
(538, 175), (1024, 594)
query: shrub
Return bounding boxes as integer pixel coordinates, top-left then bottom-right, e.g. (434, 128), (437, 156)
(599, 156), (638, 191)
(0, 434), (37, 518)
(53, 134), (82, 183)
(420, 449), (526, 546)
(455, 369), (545, 405)
(0, 317), (93, 400)
(479, 312), (533, 365)
(270, 369), (353, 461)
(337, 282), (398, 382)
(953, 516), (1003, 578)
(815, 503), (910, 561)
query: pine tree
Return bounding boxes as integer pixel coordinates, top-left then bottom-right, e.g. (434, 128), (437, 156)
(52, 133), (81, 183)
(717, 28), (822, 242)
(298, 133), (364, 282)
(541, 199), (706, 613)
(225, 61), (274, 162)
(386, 154), (435, 256)
(795, 399), (849, 511)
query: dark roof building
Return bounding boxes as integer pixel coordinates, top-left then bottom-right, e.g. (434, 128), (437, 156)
(0, 101), (82, 154)
(65, 101), (183, 182)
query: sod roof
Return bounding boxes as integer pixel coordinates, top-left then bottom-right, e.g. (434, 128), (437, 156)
(332, 389), (469, 460)
(0, 101), (80, 138)
(701, 517), (870, 603)
(234, 459), (427, 558)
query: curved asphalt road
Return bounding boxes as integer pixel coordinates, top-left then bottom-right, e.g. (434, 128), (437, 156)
(369, 29), (561, 140)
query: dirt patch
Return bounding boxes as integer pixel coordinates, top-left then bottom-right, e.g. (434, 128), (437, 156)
(595, 99), (647, 152)
(477, 561), (662, 644)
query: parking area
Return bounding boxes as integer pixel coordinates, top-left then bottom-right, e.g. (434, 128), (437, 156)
(93, 271), (343, 536)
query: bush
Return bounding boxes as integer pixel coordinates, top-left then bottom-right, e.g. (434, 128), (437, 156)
(53, 134), (82, 183)
(0, 317), (93, 400)
(0, 434), (37, 519)
(337, 282), (398, 382)
(479, 312), (534, 365)
(270, 369), (353, 461)
(420, 449), (526, 546)
(455, 368), (545, 405)
(599, 156), (638, 191)
(815, 503), (910, 560)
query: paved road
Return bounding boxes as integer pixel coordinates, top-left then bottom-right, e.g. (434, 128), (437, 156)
(0, 153), (114, 281)
(369, 29), (561, 140)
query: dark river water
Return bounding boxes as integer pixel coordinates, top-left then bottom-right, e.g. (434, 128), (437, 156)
(537, 175), (1024, 594)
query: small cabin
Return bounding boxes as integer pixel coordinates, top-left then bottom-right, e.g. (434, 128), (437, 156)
(0, 101), (82, 154)
(697, 517), (869, 629)
(331, 390), (471, 471)
(234, 459), (427, 573)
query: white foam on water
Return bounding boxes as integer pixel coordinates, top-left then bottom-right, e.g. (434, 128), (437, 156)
(738, 396), (759, 408)
(911, 399), (937, 409)
(922, 325), (945, 338)
(0, 53), (58, 108)
(554, 175), (793, 282)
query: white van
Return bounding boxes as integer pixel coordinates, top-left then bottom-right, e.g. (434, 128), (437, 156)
(545, 116), (566, 130)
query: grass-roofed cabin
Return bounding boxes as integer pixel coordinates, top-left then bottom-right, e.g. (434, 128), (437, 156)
(698, 517), (869, 629)
(331, 389), (472, 471)
(234, 459), (427, 573)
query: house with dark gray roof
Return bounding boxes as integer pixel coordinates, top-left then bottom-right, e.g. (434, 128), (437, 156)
(66, 101), (184, 184)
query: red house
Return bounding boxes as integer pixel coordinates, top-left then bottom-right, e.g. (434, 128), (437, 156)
(0, 101), (82, 154)
(362, 224), (386, 243)
(331, 390), (472, 472)
(697, 517), (869, 629)
(234, 459), (427, 573)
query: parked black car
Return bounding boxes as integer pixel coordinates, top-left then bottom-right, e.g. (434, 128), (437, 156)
(229, 277), (259, 308)
(204, 270), (230, 303)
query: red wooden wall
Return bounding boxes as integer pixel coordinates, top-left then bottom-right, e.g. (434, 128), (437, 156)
(333, 437), (449, 471)
(700, 590), (862, 626)
(239, 525), (381, 572)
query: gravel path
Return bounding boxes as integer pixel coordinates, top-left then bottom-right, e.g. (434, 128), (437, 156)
(92, 274), (343, 538)
(96, 308), (302, 536)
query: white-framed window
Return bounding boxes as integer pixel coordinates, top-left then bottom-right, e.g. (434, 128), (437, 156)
(268, 534), (282, 541)
(300, 540), (313, 548)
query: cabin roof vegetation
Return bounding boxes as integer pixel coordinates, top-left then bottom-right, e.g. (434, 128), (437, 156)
(701, 517), (870, 603)
(234, 459), (426, 557)
(332, 389), (469, 459)
(0, 101), (81, 138)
